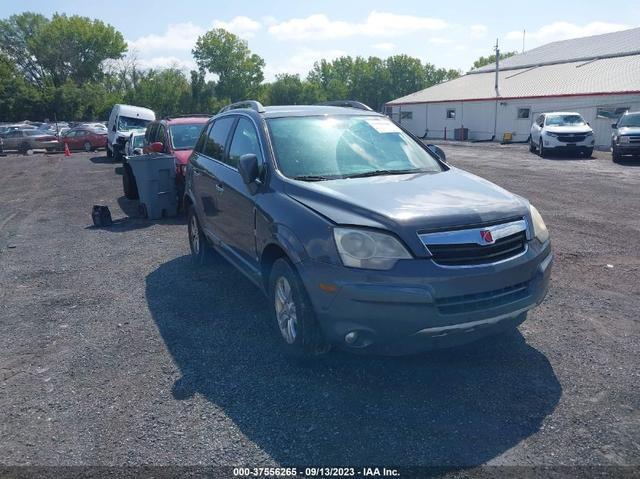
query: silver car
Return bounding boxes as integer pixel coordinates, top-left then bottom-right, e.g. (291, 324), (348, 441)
(0, 129), (60, 153)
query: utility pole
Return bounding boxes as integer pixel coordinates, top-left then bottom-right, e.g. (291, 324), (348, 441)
(493, 38), (500, 140)
(523, 29), (526, 53)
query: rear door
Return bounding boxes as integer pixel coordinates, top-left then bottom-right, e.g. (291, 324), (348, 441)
(214, 116), (264, 269)
(192, 116), (236, 238)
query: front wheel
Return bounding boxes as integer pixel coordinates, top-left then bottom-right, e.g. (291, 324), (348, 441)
(612, 147), (621, 163)
(584, 148), (594, 158)
(106, 146), (113, 158)
(529, 137), (536, 152)
(538, 139), (546, 158)
(269, 258), (328, 358)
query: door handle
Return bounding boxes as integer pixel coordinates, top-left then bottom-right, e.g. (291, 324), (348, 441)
(215, 184), (224, 193)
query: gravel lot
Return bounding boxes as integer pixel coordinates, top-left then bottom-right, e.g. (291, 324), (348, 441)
(0, 145), (638, 473)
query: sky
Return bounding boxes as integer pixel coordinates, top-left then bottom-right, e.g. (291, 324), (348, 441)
(6, 0), (640, 80)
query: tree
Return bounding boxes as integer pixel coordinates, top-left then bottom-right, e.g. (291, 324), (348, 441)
(472, 51), (517, 70)
(192, 28), (265, 102)
(125, 68), (191, 117)
(0, 12), (126, 88)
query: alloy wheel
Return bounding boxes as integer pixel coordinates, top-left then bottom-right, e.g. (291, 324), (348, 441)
(274, 276), (298, 344)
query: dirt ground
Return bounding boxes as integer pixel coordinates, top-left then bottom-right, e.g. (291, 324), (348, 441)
(0, 144), (638, 474)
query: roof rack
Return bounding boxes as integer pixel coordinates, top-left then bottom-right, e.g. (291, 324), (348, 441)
(218, 100), (266, 114)
(318, 100), (373, 111)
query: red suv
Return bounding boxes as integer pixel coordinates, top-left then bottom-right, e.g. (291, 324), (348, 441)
(123, 115), (210, 201)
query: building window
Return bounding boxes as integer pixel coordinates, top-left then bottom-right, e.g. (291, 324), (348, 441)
(446, 109), (456, 119)
(596, 107), (629, 119)
(400, 111), (413, 120)
(517, 108), (530, 119)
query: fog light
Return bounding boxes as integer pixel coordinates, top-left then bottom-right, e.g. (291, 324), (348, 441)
(345, 331), (358, 344)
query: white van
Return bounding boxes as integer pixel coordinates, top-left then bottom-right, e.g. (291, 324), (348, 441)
(107, 104), (155, 159)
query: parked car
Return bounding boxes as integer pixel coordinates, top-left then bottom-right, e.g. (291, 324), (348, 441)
(60, 127), (107, 151)
(0, 136), (4, 155)
(611, 111), (640, 162)
(122, 115), (208, 200)
(530, 112), (594, 157)
(107, 104), (155, 160)
(185, 101), (553, 357)
(81, 122), (107, 131)
(124, 129), (146, 157)
(0, 129), (59, 153)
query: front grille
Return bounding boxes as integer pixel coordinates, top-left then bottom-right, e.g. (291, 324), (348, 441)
(556, 134), (586, 143)
(436, 282), (530, 315)
(427, 231), (526, 266)
(628, 136), (640, 144)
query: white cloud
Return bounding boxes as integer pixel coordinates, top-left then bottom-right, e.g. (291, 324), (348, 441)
(136, 56), (196, 72)
(268, 11), (448, 40)
(470, 24), (487, 38)
(127, 22), (205, 53)
(373, 42), (396, 51)
(428, 37), (452, 45)
(212, 16), (262, 38)
(264, 47), (347, 80)
(506, 21), (630, 44)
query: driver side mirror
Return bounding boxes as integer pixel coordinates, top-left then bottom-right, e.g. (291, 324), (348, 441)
(238, 154), (260, 191)
(611, 123), (618, 129)
(427, 144), (446, 163)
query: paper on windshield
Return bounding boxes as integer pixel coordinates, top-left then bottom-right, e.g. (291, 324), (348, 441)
(364, 117), (402, 133)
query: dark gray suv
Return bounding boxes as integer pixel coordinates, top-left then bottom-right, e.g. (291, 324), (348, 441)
(185, 101), (553, 356)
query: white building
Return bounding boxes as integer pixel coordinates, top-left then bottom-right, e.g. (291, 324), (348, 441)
(386, 27), (640, 148)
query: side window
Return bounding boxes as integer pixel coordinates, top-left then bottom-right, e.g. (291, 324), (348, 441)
(536, 115), (544, 127)
(145, 123), (156, 143)
(193, 123), (211, 153)
(157, 125), (166, 146)
(446, 109), (456, 119)
(228, 118), (262, 168)
(204, 117), (235, 160)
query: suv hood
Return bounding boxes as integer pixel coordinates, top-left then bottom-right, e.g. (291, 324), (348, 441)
(545, 125), (592, 134)
(618, 126), (640, 135)
(284, 167), (529, 234)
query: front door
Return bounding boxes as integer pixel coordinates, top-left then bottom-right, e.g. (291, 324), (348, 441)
(214, 116), (263, 270)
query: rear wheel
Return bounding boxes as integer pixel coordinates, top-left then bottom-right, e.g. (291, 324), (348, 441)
(269, 258), (328, 358)
(187, 206), (215, 265)
(83, 141), (92, 152)
(19, 142), (30, 154)
(122, 163), (139, 199)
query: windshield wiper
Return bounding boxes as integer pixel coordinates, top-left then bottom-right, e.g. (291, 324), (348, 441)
(292, 175), (334, 182)
(342, 169), (422, 179)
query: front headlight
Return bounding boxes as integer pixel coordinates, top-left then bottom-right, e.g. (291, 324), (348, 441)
(544, 131), (559, 137)
(618, 135), (630, 144)
(530, 205), (549, 244)
(585, 131), (593, 136)
(333, 227), (411, 270)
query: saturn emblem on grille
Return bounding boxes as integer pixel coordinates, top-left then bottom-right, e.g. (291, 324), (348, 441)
(480, 230), (494, 244)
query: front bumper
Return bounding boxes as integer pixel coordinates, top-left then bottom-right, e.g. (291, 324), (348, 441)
(543, 135), (594, 150)
(298, 240), (552, 354)
(614, 144), (640, 156)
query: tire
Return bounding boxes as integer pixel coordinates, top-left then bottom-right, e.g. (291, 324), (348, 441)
(584, 148), (594, 158)
(19, 142), (30, 154)
(612, 147), (621, 163)
(529, 138), (536, 153)
(122, 163), (139, 200)
(83, 141), (92, 152)
(538, 139), (546, 158)
(269, 258), (328, 358)
(106, 146), (113, 158)
(187, 205), (215, 265)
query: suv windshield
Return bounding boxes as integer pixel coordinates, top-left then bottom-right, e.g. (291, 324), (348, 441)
(618, 114), (640, 128)
(546, 114), (585, 126)
(267, 115), (443, 180)
(132, 135), (145, 148)
(117, 116), (150, 131)
(169, 124), (204, 150)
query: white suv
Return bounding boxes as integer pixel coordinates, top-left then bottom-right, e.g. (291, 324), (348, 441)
(530, 112), (594, 157)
